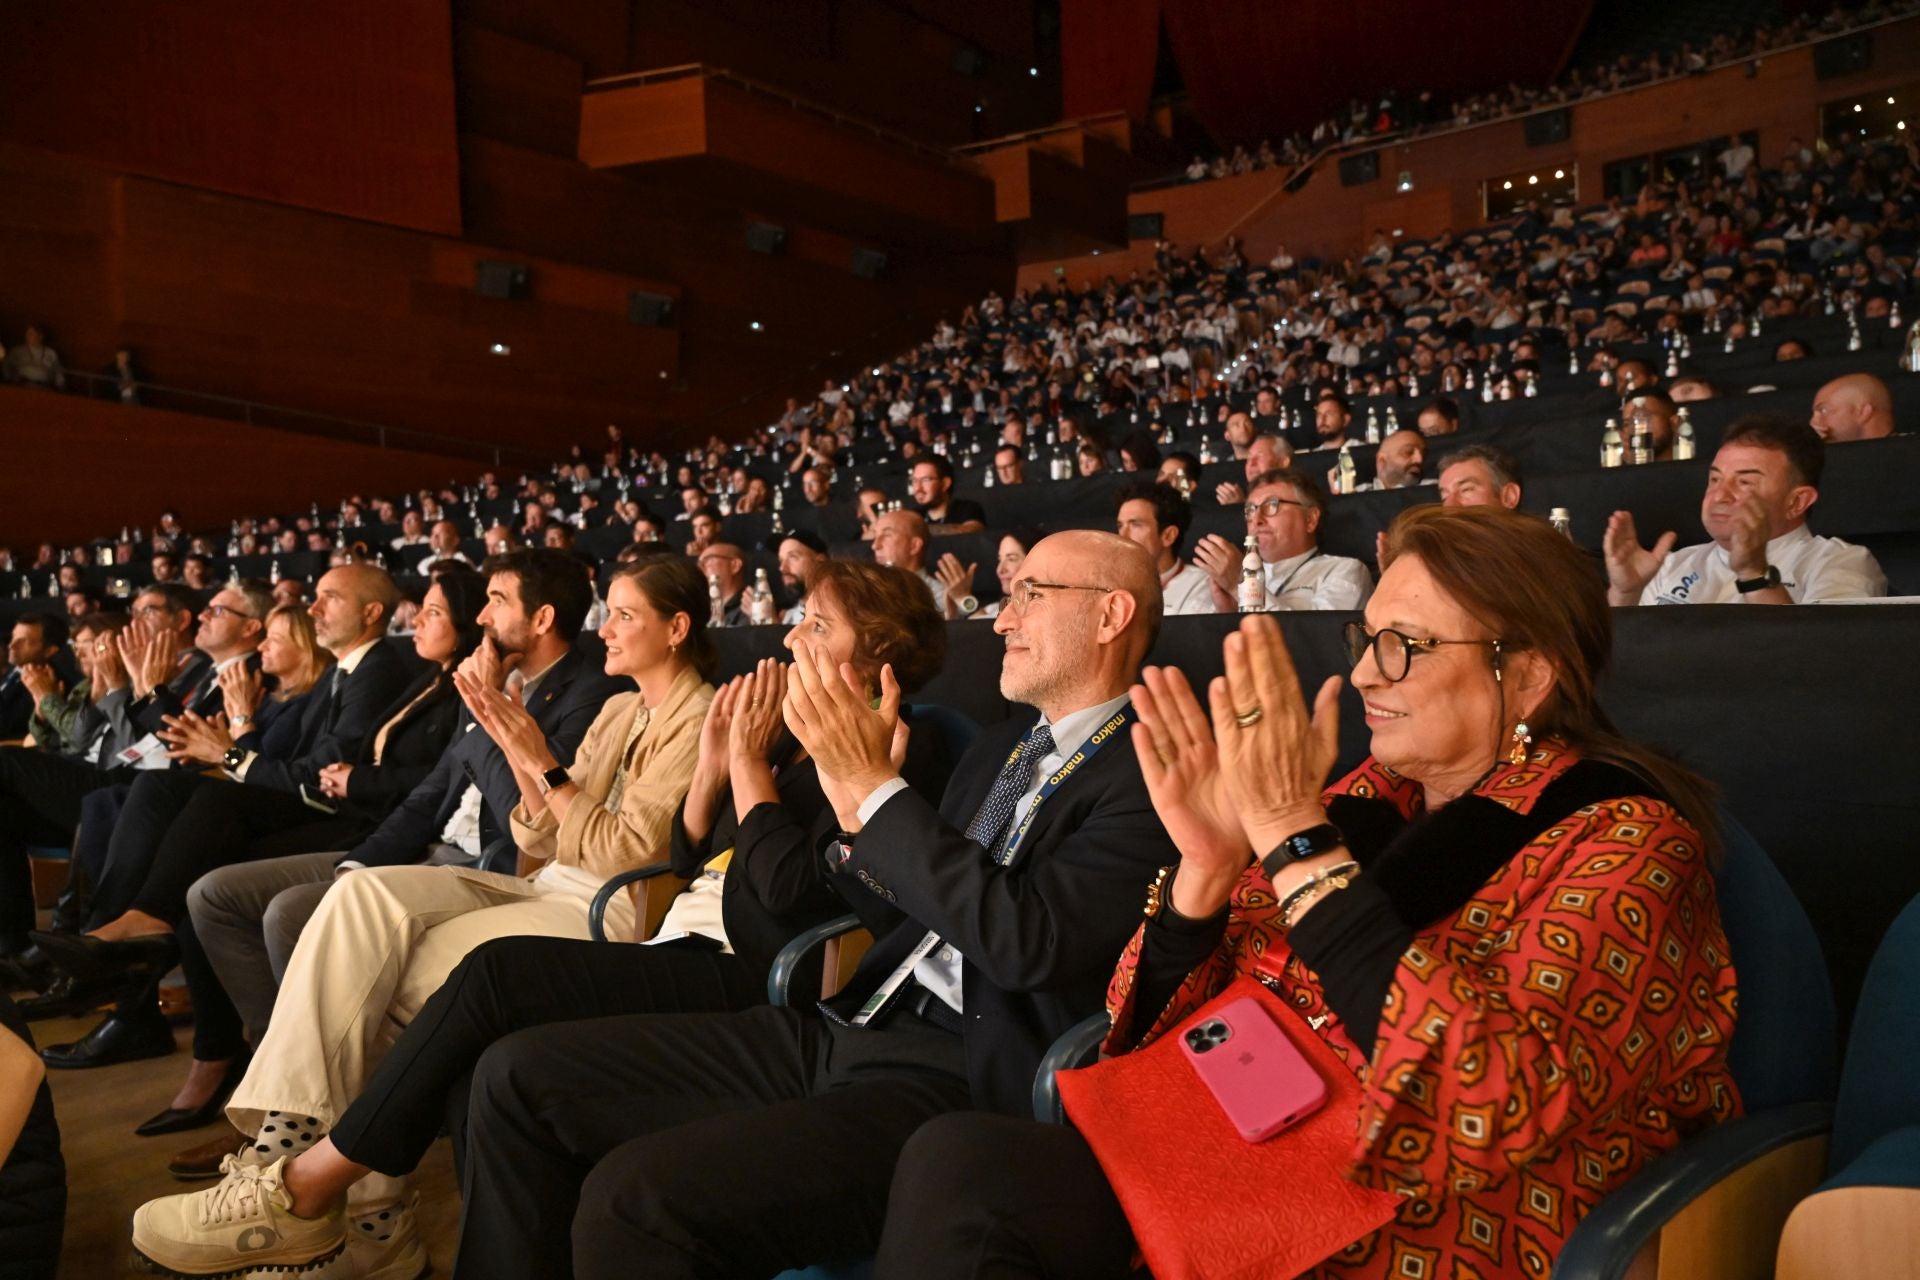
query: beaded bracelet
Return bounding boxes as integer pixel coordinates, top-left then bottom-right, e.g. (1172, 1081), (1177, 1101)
(1277, 859), (1360, 931)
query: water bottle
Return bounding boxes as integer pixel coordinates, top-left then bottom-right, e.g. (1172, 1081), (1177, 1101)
(1600, 418), (1623, 468)
(1549, 508), (1572, 539)
(1364, 408), (1381, 444)
(1674, 408), (1696, 461)
(1568, 349), (1581, 376)
(707, 573), (726, 627)
(1847, 319), (1862, 352)
(269, 559), (282, 584)
(1889, 300), (1902, 331)
(1903, 317), (1920, 373)
(1337, 443), (1358, 494)
(1665, 346), (1679, 377)
(1236, 536), (1265, 613)
(1629, 421), (1652, 466)
(1523, 372), (1538, 398)
(1481, 376), (1494, 403)
(750, 569), (775, 625)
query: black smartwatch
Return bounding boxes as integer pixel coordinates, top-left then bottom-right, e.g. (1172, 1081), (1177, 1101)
(537, 764), (571, 795)
(1734, 565), (1781, 594)
(1259, 822), (1346, 881)
(221, 746), (248, 773)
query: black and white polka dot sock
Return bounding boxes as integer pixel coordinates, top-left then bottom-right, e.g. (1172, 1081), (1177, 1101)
(246, 1110), (326, 1162)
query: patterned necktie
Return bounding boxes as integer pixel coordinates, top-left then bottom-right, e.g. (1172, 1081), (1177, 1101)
(963, 720), (1054, 864)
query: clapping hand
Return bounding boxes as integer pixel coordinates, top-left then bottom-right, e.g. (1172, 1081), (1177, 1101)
(782, 642), (901, 831)
(1602, 510), (1676, 605)
(219, 662), (265, 724)
(1210, 615), (1342, 853)
(159, 709), (234, 765)
(453, 669), (553, 776)
(696, 676), (744, 772)
(1130, 666), (1249, 918)
(934, 554), (977, 618)
(1721, 489), (1774, 578)
(1215, 481), (1246, 507)
(729, 658), (788, 763)
(18, 663), (61, 703)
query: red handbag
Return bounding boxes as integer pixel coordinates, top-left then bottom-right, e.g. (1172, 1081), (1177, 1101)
(1058, 976), (1402, 1280)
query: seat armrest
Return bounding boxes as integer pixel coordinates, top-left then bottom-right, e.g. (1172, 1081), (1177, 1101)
(767, 914), (865, 1007)
(1551, 1101), (1833, 1280)
(588, 864), (677, 942)
(1032, 1013), (1110, 1125)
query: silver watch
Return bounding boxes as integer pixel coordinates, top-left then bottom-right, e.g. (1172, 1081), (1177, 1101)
(955, 594), (980, 616)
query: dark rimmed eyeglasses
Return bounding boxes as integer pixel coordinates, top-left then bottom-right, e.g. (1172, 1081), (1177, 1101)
(1342, 621), (1503, 683)
(1242, 496), (1307, 521)
(1006, 579), (1112, 616)
(202, 604), (257, 621)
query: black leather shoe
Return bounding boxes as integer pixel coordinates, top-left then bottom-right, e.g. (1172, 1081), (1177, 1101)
(0, 945), (57, 994)
(135, 1053), (251, 1137)
(13, 972), (128, 1022)
(28, 929), (179, 986)
(40, 1008), (175, 1069)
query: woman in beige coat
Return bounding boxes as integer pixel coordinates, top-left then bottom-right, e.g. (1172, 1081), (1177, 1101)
(134, 557), (715, 1280)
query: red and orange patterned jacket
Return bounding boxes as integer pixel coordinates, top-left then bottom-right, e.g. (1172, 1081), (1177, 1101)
(1102, 740), (1741, 1279)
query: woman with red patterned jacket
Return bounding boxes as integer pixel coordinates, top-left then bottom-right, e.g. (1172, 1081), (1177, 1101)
(875, 504), (1740, 1280)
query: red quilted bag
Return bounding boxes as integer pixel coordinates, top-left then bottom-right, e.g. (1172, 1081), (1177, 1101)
(1058, 976), (1402, 1280)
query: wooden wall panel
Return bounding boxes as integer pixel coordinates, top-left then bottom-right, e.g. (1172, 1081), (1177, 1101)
(0, 388), (475, 549)
(0, 0), (461, 236)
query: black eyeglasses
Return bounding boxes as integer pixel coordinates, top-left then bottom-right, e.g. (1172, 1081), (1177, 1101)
(1006, 579), (1111, 616)
(203, 604), (257, 621)
(1342, 621), (1503, 683)
(1243, 497), (1307, 521)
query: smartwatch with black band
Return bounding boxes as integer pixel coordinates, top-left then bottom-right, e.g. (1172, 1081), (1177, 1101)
(221, 746), (249, 774)
(1259, 822), (1347, 881)
(1734, 565), (1781, 594)
(537, 764), (571, 795)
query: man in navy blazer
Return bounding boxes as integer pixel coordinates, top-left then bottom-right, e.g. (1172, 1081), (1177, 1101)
(186, 550), (623, 1053)
(451, 531), (1177, 1280)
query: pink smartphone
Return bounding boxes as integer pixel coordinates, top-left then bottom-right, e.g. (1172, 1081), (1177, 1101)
(1179, 995), (1328, 1142)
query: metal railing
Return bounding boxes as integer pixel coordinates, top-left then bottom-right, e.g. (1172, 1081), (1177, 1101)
(27, 370), (548, 468)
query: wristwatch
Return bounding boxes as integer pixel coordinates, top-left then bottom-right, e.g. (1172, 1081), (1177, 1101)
(1259, 822), (1346, 881)
(221, 746), (249, 773)
(955, 594), (980, 617)
(1734, 565), (1782, 594)
(536, 764), (571, 795)
(229, 713), (252, 729)
(823, 833), (857, 874)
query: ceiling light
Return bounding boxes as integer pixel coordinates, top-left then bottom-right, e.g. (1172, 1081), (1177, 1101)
(1029, 66), (1039, 77)
(749, 321), (763, 332)
(1528, 175), (1538, 184)
(1854, 103), (1863, 112)
(1503, 180), (1513, 190)
(489, 342), (510, 355)
(1554, 169), (1565, 179)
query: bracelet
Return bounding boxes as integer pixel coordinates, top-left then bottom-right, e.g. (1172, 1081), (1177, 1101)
(1277, 860), (1360, 931)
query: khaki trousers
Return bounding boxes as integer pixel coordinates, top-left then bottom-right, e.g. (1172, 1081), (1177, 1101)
(225, 865), (594, 1208)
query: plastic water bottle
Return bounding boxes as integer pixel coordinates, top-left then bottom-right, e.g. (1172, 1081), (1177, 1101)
(1364, 408), (1381, 444)
(1337, 444), (1358, 494)
(1236, 536), (1265, 613)
(1674, 408), (1696, 461)
(707, 573), (726, 627)
(749, 569), (775, 625)
(1600, 418), (1623, 468)
(1902, 317), (1920, 373)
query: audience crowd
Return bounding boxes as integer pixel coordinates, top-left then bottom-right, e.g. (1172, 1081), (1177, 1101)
(0, 19), (1915, 1280)
(1175, 0), (1919, 185)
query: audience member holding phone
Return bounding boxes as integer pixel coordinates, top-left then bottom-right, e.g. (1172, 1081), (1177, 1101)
(877, 506), (1742, 1279)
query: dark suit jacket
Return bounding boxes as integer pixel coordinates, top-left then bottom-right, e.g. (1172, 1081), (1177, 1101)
(824, 708), (1177, 1117)
(346, 647), (626, 870)
(340, 666), (461, 814)
(239, 639), (417, 794)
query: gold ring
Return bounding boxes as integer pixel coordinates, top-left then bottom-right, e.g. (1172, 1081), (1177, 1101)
(1234, 705), (1264, 728)
(750, 698), (763, 708)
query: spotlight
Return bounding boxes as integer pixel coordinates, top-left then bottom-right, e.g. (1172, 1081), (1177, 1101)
(1029, 66), (1039, 77)
(1554, 169), (1565, 179)
(1528, 175), (1539, 185)
(1503, 180), (1513, 190)
(489, 342), (510, 356)
(749, 321), (763, 332)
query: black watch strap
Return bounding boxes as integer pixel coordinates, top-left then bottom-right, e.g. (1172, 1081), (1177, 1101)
(1733, 565), (1781, 594)
(1259, 822), (1346, 881)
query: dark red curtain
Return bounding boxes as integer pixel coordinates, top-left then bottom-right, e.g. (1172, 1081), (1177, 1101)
(1161, 0), (1594, 144)
(1061, 0), (1164, 122)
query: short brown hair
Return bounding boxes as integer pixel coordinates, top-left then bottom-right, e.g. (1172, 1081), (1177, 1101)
(801, 559), (947, 694)
(1386, 504), (1718, 855)
(606, 556), (718, 681)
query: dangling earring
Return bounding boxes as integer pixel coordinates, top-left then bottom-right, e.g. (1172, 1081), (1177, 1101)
(1508, 718), (1533, 765)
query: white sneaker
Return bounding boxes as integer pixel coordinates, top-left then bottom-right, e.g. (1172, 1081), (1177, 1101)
(131, 1154), (346, 1278)
(332, 1198), (428, 1280)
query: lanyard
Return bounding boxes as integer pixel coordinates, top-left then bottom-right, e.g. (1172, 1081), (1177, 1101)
(993, 704), (1134, 868)
(1269, 551), (1322, 600)
(845, 703), (1135, 1028)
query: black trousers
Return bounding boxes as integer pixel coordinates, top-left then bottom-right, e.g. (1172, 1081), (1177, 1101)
(455, 1000), (972, 1280)
(0, 747), (127, 942)
(330, 934), (766, 1178)
(875, 1113), (1137, 1280)
(87, 772), (366, 927)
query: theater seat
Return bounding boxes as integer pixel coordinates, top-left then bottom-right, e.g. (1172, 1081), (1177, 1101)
(1775, 891), (1920, 1280)
(1550, 813), (1838, 1279)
